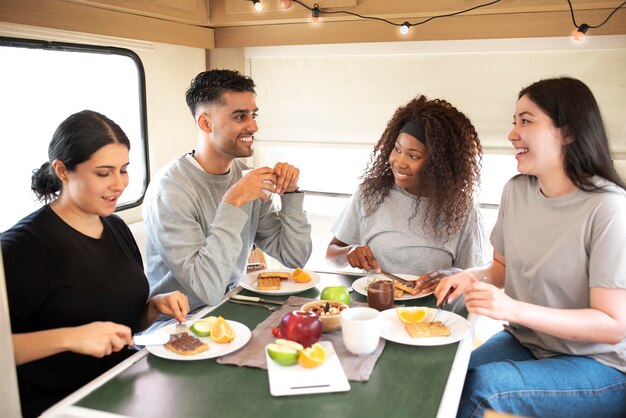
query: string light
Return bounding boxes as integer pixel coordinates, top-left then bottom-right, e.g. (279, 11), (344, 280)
(311, 4), (320, 24)
(284, 0), (502, 33)
(567, 0), (625, 41)
(252, 0), (263, 12)
(572, 23), (589, 41)
(253, 0), (625, 40)
(399, 22), (411, 35)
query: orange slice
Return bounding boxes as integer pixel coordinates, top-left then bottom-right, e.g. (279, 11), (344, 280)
(292, 267), (311, 283)
(298, 343), (326, 368)
(396, 307), (428, 324)
(210, 317), (235, 343)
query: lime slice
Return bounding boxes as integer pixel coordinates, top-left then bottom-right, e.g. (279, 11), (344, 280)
(189, 316), (217, 337)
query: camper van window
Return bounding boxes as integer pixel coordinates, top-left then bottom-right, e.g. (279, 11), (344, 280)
(0, 37), (148, 232)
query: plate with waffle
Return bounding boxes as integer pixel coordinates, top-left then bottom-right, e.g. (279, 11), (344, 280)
(352, 274), (432, 301)
(240, 269), (321, 295)
(379, 307), (471, 346)
(145, 320), (251, 360)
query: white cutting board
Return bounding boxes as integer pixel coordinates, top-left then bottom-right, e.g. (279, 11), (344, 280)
(265, 341), (350, 396)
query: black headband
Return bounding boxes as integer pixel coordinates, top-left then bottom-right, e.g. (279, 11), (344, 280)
(399, 120), (426, 144)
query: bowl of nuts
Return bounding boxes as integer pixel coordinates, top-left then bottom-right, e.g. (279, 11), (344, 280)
(301, 300), (349, 333)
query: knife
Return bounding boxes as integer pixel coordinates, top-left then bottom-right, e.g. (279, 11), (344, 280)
(231, 294), (285, 305)
(132, 333), (170, 346)
(429, 287), (454, 327)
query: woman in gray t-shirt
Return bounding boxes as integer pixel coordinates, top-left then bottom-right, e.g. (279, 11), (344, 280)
(437, 77), (626, 418)
(326, 95), (485, 293)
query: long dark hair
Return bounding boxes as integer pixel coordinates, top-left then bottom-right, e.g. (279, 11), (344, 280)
(31, 110), (130, 203)
(519, 77), (625, 191)
(361, 95), (482, 239)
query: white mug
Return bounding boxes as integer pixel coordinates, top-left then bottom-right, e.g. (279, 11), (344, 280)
(340, 307), (380, 356)
(241, 168), (272, 196)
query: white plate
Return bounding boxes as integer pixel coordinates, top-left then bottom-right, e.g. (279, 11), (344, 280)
(240, 269), (320, 295)
(265, 341), (350, 396)
(146, 321), (251, 361)
(352, 274), (433, 301)
(380, 307), (472, 346)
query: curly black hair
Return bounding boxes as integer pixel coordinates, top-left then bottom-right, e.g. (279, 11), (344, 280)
(360, 95), (482, 240)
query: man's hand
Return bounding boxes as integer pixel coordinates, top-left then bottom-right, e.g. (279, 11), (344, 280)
(223, 167), (277, 207)
(273, 162), (300, 194)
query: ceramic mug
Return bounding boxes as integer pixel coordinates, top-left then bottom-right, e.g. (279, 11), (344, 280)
(242, 168), (272, 196)
(340, 307), (380, 356)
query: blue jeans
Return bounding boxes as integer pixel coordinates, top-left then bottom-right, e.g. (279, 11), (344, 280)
(457, 331), (626, 418)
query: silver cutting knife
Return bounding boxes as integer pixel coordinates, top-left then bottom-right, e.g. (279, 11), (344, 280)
(231, 294), (286, 305)
(132, 333), (170, 346)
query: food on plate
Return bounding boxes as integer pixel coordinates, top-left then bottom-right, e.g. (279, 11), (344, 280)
(210, 316), (235, 343)
(301, 300), (349, 332)
(404, 321), (451, 338)
(298, 343), (327, 368)
(164, 332), (209, 355)
(292, 267), (311, 283)
(320, 285), (351, 305)
(392, 275), (419, 296)
(395, 307), (428, 324)
(279, 310), (322, 347)
(189, 316), (217, 337)
(257, 271), (291, 290)
(267, 339), (304, 366)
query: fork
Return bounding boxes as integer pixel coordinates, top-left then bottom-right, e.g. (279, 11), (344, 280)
(228, 299), (278, 311)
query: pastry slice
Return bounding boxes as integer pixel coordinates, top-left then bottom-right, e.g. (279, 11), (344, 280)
(392, 275), (419, 295)
(164, 332), (209, 355)
(404, 321), (451, 338)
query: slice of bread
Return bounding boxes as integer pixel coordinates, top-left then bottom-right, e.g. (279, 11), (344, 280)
(404, 321), (451, 338)
(165, 332), (209, 355)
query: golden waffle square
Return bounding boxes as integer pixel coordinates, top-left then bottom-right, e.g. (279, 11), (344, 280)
(257, 276), (281, 290)
(164, 332), (209, 355)
(404, 321), (451, 338)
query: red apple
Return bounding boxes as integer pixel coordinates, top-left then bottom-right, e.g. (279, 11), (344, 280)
(279, 311), (322, 348)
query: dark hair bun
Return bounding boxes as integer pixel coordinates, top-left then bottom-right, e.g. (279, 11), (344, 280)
(31, 162), (61, 203)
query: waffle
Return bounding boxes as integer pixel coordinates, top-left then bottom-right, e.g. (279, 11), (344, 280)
(259, 271), (291, 280)
(164, 332), (209, 355)
(257, 276), (281, 290)
(392, 275), (419, 296)
(404, 321), (451, 338)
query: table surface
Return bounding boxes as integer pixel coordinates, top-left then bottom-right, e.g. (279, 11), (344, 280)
(42, 272), (473, 418)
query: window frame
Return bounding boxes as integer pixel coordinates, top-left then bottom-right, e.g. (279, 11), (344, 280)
(0, 36), (150, 212)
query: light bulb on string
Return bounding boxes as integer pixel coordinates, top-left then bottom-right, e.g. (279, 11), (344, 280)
(311, 4), (320, 23)
(572, 23), (589, 41)
(252, 0), (263, 12)
(280, 0), (292, 9)
(400, 22), (410, 35)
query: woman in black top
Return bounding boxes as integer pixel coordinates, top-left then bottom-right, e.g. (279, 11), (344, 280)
(1, 110), (189, 417)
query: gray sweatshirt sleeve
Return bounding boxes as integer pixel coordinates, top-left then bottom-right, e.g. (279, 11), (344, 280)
(145, 174), (249, 308)
(453, 203), (487, 269)
(254, 191), (313, 268)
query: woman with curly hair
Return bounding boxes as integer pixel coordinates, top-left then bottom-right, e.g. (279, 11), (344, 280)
(326, 95), (485, 292)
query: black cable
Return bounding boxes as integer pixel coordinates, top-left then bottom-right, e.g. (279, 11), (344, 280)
(290, 0), (502, 28)
(567, 0), (626, 29)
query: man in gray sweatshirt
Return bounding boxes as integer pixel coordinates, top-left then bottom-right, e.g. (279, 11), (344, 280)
(144, 69), (312, 311)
